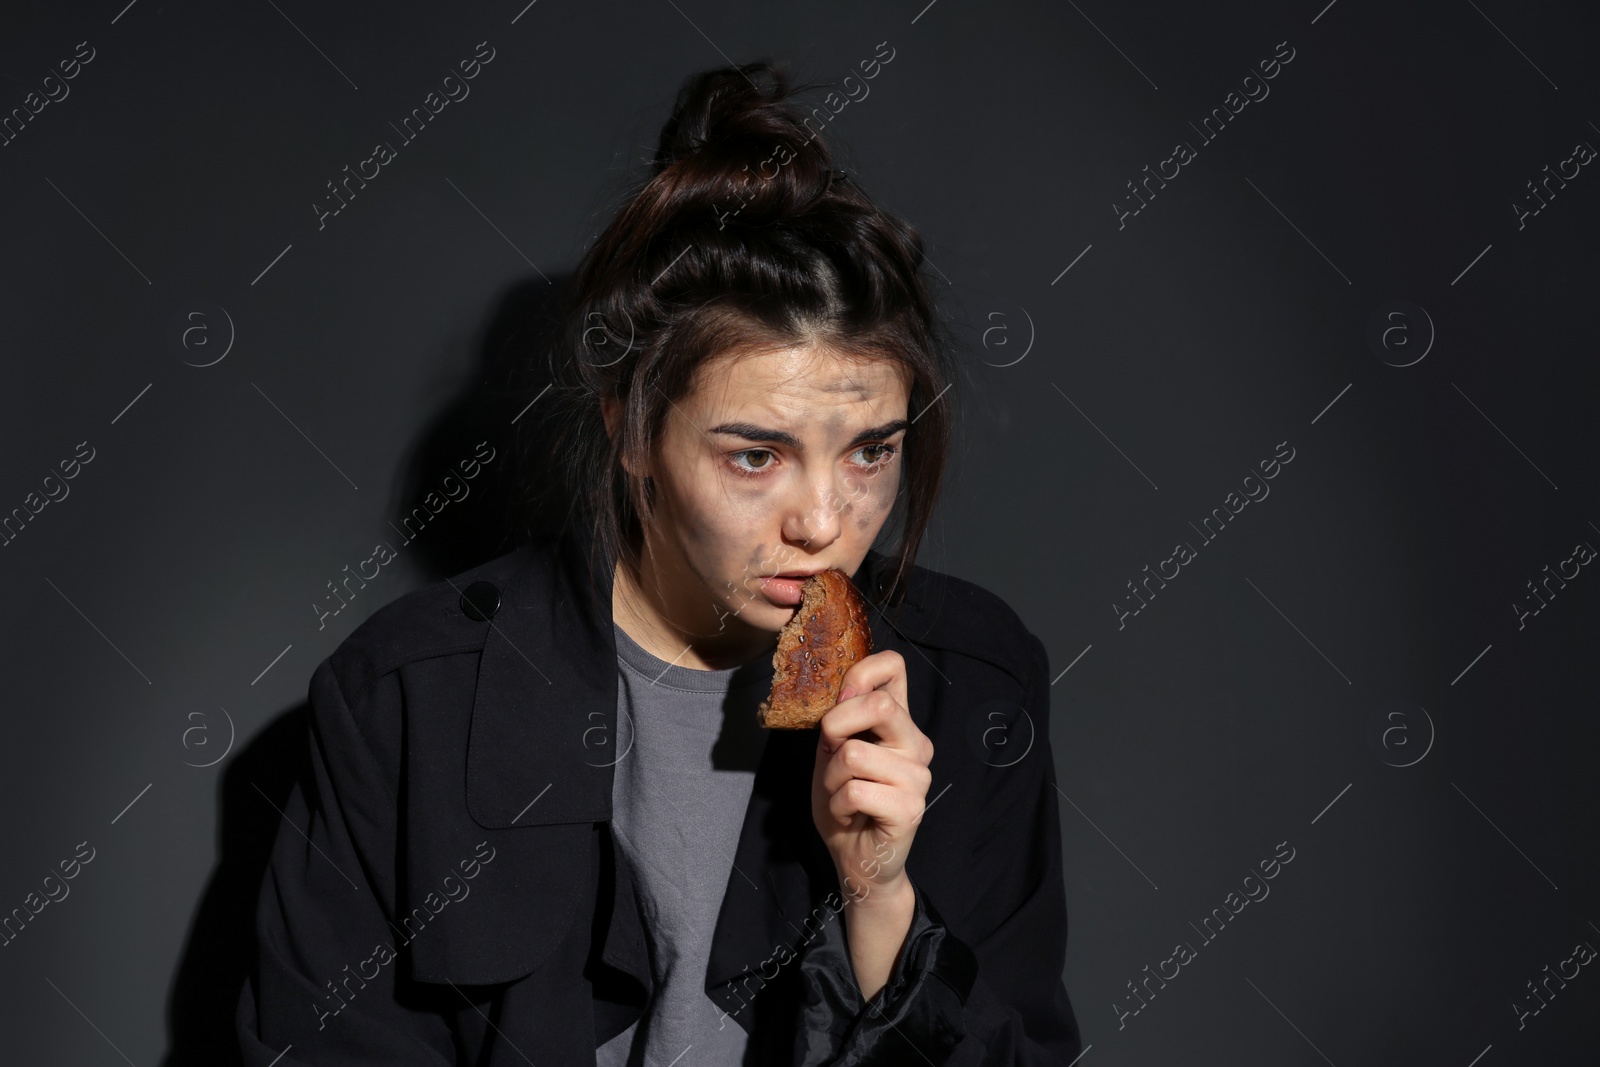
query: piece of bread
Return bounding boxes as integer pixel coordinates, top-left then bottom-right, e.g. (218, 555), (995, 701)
(757, 568), (873, 729)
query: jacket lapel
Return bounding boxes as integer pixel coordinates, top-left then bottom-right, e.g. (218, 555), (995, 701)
(465, 539), (619, 829)
(401, 540), (627, 986)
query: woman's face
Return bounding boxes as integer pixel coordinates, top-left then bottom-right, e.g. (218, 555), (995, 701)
(620, 341), (911, 653)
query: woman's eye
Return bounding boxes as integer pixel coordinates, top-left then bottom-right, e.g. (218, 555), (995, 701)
(728, 449), (775, 474)
(855, 443), (898, 468)
(726, 443), (898, 477)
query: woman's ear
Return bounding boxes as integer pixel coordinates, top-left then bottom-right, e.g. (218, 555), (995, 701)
(601, 395), (620, 441)
(602, 395), (648, 480)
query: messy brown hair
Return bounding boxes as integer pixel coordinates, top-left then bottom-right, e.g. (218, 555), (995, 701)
(540, 60), (959, 628)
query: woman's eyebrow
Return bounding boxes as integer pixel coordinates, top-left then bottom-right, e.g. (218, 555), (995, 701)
(707, 419), (909, 449)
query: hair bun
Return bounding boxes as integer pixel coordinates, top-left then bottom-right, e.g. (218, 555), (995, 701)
(650, 61), (841, 228)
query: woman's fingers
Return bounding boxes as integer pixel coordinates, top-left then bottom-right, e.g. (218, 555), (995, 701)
(827, 776), (920, 829)
(820, 736), (932, 797)
(837, 649), (907, 709)
(820, 689), (931, 761)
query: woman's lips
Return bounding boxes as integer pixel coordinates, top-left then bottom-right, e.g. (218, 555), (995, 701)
(759, 575), (805, 606)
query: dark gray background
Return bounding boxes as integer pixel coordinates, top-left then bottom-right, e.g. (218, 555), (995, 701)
(2, 0), (1596, 1063)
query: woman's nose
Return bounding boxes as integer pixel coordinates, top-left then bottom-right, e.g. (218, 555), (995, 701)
(782, 475), (846, 548)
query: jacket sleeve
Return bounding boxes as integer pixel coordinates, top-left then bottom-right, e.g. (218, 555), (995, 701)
(791, 629), (1084, 1066)
(236, 656), (468, 1065)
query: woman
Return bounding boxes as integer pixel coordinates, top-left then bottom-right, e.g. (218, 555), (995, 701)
(237, 62), (1082, 1066)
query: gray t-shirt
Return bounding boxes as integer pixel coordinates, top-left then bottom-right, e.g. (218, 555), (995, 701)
(596, 622), (775, 1067)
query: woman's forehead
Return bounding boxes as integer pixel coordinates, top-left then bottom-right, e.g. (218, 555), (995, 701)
(694, 343), (909, 409)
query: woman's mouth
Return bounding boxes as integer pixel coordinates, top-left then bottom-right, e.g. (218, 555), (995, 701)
(758, 575), (807, 606)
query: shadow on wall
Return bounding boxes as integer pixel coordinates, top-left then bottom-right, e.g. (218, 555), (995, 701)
(161, 272), (580, 1064)
(382, 271), (582, 582)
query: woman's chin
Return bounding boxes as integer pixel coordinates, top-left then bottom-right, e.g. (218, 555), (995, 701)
(720, 597), (795, 633)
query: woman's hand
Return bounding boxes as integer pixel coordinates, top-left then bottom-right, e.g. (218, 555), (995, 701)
(810, 648), (934, 1001)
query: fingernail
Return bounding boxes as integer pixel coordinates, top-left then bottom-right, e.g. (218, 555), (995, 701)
(839, 686), (856, 701)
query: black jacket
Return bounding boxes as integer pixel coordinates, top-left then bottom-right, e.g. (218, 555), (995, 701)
(236, 539), (1083, 1065)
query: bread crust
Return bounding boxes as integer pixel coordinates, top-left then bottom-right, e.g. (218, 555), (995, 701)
(757, 568), (872, 729)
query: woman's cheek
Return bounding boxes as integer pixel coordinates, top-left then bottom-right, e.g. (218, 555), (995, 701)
(851, 474), (896, 532)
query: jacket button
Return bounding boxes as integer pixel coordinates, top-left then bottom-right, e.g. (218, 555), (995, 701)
(459, 580), (501, 621)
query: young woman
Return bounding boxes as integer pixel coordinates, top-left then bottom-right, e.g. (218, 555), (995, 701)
(238, 62), (1082, 1066)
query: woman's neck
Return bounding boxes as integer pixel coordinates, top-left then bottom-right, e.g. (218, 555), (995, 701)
(611, 553), (775, 671)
